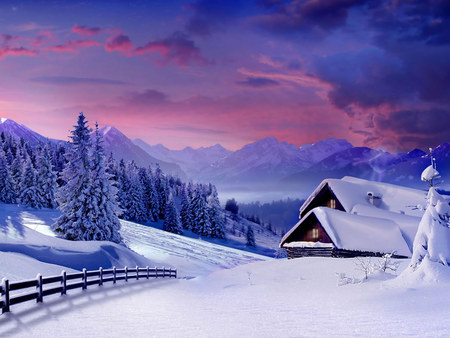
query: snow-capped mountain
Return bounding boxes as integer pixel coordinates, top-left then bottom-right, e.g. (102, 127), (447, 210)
(0, 118), (54, 145)
(133, 138), (232, 178)
(99, 126), (185, 178)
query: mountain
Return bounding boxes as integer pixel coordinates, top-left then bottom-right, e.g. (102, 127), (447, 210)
(133, 138), (232, 178)
(99, 126), (185, 178)
(0, 118), (54, 145)
(201, 137), (353, 184)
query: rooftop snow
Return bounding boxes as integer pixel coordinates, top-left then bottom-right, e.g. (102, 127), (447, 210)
(300, 176), (427, 218)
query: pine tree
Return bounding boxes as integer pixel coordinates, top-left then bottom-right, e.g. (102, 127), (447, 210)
(0, 150), (15, 203)
(246, 225), (256, 247)
(180, 184), (193, 230)
(123, 163), (147, 222)
(83, 123), (122, 243)
(163, 193), (183, 234)
(52, 113), (94, 240)
(191, 188), (211, 236)
(207, 186), (226, 239)
(154, 165), (168, 218)
(146, 167), (159, 222)
(19, 155), (42, 208)
(36, 143), (58, 208)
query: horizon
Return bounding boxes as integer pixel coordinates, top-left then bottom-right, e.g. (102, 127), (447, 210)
(0, 1), (449, 152)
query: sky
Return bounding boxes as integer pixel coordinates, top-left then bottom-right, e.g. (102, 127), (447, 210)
(0, 0), (449, 152)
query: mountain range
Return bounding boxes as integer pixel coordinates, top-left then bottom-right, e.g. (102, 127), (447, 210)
(0, 117), (444, 201)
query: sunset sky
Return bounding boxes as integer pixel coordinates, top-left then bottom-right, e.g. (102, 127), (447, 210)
(0, 0), (449, 152)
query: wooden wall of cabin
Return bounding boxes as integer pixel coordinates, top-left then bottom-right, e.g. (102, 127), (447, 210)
(284, 214), (333, 244)
(300, 184), (344, 218)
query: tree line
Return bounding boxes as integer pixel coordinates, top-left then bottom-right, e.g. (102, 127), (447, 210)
(0, 113), (226, 243)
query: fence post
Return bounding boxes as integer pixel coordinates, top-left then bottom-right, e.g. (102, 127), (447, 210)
(113, 266), (116, 284)
(146, 266), (149, 279)
(155, 266), (158, 278)
(82, 268), (87, 290)
(136, 266), (139, 281)
(36, 274), (43, 303)
(61, 270), (67, 295)
(99, 267), (103, 286)
(163, 266), (166, 278)
(175, 269), (177, 279)
(1, 278), (10, 313)
(125, 266), (128, 282)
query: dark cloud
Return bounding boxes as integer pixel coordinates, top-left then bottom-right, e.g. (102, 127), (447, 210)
(72, 24), (101, 36)
(134, 32), (210, 67)
(237, 76), (280, 88)
(124, 89), (169, 105)
(253, 0), (366, 36)
(30, 76), (127, 85)
(105, 34), (133, 54)
(0, 46), (38, 58)
(185, 0), (246, 37)
(158, 125), (228, 135)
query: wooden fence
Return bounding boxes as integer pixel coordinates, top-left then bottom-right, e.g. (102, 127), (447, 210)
(0, 266), (176, 314)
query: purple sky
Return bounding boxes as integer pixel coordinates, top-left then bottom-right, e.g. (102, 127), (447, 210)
(0, 0), (449, 152)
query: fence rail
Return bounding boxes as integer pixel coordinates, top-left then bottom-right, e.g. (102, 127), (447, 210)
(0, 265), (176, 314)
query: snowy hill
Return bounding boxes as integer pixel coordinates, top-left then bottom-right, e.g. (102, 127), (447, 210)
(0, 118), (55, 145)
(99, 126), (185, 178)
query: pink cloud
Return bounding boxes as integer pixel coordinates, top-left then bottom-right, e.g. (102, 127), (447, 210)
(42, 39), (101, 53)
(134, 32), (210, 67)
(105, 34), (133, 55)
(72, 24), (101, 36)
(0, 46), (38, 59)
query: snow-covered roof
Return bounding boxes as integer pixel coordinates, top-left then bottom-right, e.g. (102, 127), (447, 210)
(282, 207), (413, 257)
(300, 176), (427, 218)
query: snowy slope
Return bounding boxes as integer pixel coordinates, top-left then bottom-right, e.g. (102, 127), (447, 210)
(4, 257), (450, 337)
(0, 204), (268, 279)
(0, 118), (55, 145)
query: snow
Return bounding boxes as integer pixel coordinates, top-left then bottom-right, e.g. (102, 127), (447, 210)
(3, 203), (450, 336)
(301, 176), (427, 218)
(284, 207), (412, 256)
(0, 117), (8, 123)
(4, 257), (450, 337)
(421, 164), (440, 182)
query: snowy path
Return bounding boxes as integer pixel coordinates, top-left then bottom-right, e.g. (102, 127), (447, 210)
(3, 258), (450, 337)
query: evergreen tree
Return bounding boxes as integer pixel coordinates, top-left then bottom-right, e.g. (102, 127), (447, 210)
(146, 167), (159, 222)
(163, 193), (183, 234)
(191, 188), (211, 236)
(246, 225), (256, 247)
(19, 155), (42, 208)
(180, 184), (193, 230)
(154, 165), (168, 218)
(207, 186), (226, 239)
(122, 163), (147, 222)
(225, 198), (239, 214)
(0, 150), (15, 203)
(83, 123), (122, 243)
(36, 143), (58, 208)
(10, 150), (23, 200)
(52, 113), (94, 240)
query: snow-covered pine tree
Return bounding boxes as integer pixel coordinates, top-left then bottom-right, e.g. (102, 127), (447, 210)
(52, 113), (94, 240)
(246, 225), (256, 247)
(138, 167), (154, 221)
(163, 193), (183, 234)
(36, 142), (58, 209)
(180, 184), (193, 230)
(83, 123), (122, 243)
(10, 149), (23, 200)
(122, 162), (147, 223)
(116, 159), (130, 215)
(146, 167), (159, 222)
(154, 165), (168, 219)
(191, 187), (211, 236)
(207, 186), (226, 239)
(0, 149), (15, 203)
(19, 155), (43, 208)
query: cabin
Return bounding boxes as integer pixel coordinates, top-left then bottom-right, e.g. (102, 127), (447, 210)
(280, 176), (427, 258)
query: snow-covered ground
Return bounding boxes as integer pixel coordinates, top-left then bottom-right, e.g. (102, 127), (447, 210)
(3, 203), (450, 337)
(3, 257), (450, 337)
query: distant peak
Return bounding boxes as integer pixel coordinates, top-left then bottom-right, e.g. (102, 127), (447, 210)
(0, 118), (8, 123)
(258, 136), (279, 144)
(100, 125), (121, 135)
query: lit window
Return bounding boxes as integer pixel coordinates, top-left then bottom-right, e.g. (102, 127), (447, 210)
(312, 228), (319, 239)
(329, 199), (336, 209)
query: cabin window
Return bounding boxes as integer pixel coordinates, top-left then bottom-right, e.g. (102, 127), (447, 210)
(328, 199), (336, 209)
(312, 228), (319, 239)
